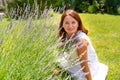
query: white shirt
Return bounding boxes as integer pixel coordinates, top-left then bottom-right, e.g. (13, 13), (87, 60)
(57, 31), (108, 80)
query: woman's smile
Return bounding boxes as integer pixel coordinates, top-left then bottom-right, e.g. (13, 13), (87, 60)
(63, 15), (78, 37)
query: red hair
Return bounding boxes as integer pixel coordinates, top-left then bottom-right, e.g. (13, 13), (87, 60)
(58, 9), (88, 42)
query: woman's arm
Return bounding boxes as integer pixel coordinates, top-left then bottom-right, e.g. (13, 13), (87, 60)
(76, 39), (92, 80)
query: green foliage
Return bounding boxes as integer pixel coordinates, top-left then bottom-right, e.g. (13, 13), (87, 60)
(0, 4), (5, 11)
(79, 2), (90, 13)
(117, 6), (120, 14)
(4, 0), (120, 15)
(98, 0), (105, 13)
(5, 0), (54, 19)
(74, 0), (83, 12)
(88, 5), (97, 13)
(104, 0), (120, 14)
(0, 8), (60, 79)
(93, 0), (99, 9)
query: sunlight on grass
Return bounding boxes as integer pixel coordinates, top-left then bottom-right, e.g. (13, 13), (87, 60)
(0, 11), (120, 80)
(80, 13), (120, 80)
(0, 10), (60, 79)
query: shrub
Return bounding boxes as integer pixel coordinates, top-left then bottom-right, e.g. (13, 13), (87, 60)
(79, 2), (90, 13)
(117, 6), (120, 15)
(88, 5), (97, 13)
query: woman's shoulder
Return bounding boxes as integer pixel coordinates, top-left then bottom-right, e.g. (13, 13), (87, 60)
(75, 31), (92, 44)
(76, 31), (88, 39)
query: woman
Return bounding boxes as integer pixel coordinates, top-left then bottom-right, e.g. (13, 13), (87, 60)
(57, 9), (108, 80)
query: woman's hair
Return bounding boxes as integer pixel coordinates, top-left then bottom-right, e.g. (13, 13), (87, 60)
(58, 9), (88, 42)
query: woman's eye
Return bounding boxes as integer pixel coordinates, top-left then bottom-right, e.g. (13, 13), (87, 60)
(72, 21), (76, 24)
(65, 22), (69, 25)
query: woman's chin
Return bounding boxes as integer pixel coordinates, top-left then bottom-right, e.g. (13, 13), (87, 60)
(67, 32), (75, 37)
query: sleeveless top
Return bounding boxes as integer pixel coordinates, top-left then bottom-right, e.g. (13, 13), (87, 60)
(57, 31), (108, 80)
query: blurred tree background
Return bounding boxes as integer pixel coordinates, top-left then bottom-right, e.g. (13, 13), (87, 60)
(0, 0), (120, 18)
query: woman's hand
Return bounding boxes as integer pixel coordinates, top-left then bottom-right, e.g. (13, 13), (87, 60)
(57, 42), (64, 47)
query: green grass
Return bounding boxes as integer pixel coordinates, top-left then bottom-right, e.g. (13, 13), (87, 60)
(0, 13), (120, 80)
(0, 15), (59, 80)
(80, 13), (120, 80)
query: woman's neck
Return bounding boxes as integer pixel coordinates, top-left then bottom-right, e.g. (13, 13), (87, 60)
(66, 31), (78, 39)
(66, 33), (74, 38)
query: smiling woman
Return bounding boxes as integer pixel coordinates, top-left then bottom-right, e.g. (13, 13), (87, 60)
(57, 9), (108, 80)
(63, 15), (79, 37)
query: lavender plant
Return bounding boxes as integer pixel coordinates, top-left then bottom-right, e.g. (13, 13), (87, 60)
(0, 4), (85, 80)
(0, 5), (60, 79)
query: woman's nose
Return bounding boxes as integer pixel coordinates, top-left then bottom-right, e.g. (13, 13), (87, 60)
(69, 24), (73, 28)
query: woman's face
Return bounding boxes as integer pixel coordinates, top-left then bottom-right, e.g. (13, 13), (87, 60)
(63, 15), (78, 37)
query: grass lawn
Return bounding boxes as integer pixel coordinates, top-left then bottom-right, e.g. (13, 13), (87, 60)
(80, 13), (120, 80)
(0, 13), (120, 80)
